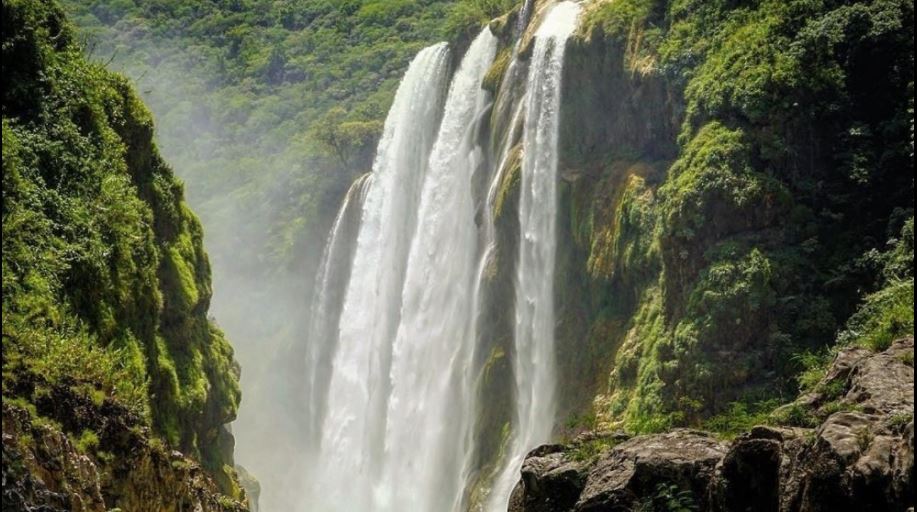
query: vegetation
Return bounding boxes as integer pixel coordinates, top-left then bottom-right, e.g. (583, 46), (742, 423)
(14, 0), (911, 501)
(57, 3), (513, 432)
(572, 0), (914, 433)
(2, 0), (240, 493)
(635, 483), (699, 512)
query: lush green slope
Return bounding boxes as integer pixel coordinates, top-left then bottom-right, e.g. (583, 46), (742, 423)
(2, 0), (242, 497)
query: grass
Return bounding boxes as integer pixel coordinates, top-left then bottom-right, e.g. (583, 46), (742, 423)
(703, 399), (781, 439)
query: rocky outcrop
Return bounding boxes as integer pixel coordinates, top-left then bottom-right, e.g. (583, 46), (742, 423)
(510, 338), (914, 511)
(1, 384), (249, 512)
(509, 430), (726, 512)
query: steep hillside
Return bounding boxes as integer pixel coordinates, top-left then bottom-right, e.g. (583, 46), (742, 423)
(2, 0), (247, 508)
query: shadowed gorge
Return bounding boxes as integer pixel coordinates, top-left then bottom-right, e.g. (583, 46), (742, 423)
(4, 0), (914, 511)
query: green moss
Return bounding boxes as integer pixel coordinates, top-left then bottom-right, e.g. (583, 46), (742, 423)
(660, 123), (789, 256)
(580, 0), (665, 73)
(770, 402), (818, 428)
(493, 144), (522, 221)
(482, 46), (512, 93)
(569, 436), (620, 462)
(74, 429), (100, 454)
(586, 171), (661, 282)
(166, 236), (201, 313)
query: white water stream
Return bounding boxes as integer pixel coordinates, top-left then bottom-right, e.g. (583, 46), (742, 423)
(308, 42), (451, 511)
(485, 3), (582, 510)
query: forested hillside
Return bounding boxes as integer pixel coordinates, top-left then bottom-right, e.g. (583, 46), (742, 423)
(2, 0), (246, 508)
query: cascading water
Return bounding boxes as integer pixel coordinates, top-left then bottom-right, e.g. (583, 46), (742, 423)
(302, 172), (371, 451)
(304, 28), (500, 512)
(379, 28), (497, 512)
(485, 3), (582, 510)
(309, 42), (451, 511)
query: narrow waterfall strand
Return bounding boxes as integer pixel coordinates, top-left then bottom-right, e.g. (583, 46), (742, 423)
(486, 3), (582, 510)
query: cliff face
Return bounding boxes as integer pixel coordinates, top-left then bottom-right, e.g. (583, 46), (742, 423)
(1, 0), (247, 508)
(2, 392), (245, 512)
(549, 0), (914, 432)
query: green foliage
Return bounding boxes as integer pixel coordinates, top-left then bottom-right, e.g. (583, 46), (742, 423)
(770, 402), (819, 428)
(840, 279), (914, 351)
(581, 0), (666, 73)
(446, 0), (517, 39)
(794, 349), (832, 392)
(59, 0), (494, 284)
(660, 123), (789, 260)
(2, 0), (240, 493)
(569, 436), (619, 462)
(482, 46), (511, 93)
(74, 429), (101, 453)
(840, 219), (915, 351)
(584, 0), (662, 37)
(635, 483), (699, 512)
(703, 399), (780, 438)
(309, 106), (384, 169)
(59, 3), (516, 419)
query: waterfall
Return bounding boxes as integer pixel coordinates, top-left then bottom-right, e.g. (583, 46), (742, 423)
(302, 172), (371, 451)
(379, 28), (497, 512)
(485, 2), (582, 510)
(310, 42), (451, 511)
(517, 0), (536, 36)
(304, 29), (500, 511)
